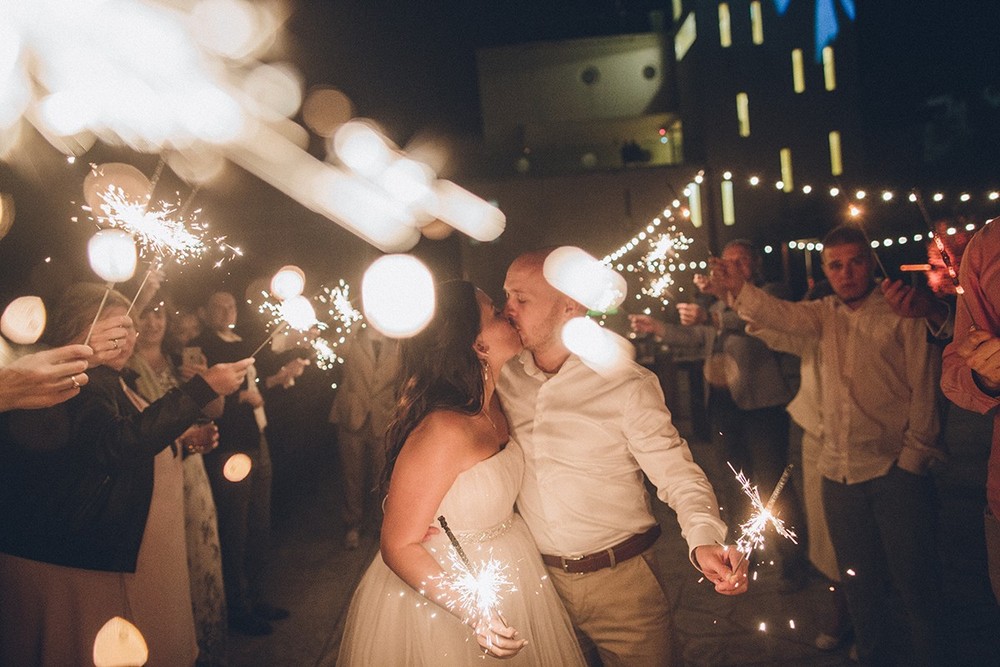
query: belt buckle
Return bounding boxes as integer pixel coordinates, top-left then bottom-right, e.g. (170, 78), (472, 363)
(560, 555), (585, 572)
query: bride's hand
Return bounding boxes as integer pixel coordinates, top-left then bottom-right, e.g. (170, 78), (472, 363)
(475, 610), (528, 659)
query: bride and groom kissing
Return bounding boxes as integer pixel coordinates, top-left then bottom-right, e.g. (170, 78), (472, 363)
(338, 248), (747, 666)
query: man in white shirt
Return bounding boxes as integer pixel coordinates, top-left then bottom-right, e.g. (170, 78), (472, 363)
(499, 249), (746, 667)
(708, 225), (947, 666)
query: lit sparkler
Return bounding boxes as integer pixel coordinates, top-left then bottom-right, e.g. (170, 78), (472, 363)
(317, 280), (363, 330)
(88, 183), (239, 268)
(638, 226), (694, 304)
(728, 463), (798, 570)
(253, 280), (364, 368)
(435, 515), (515, 632)
(912, 190), (977, 327)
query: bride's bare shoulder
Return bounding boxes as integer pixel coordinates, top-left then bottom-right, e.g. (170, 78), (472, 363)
(404, 410), (478, 464)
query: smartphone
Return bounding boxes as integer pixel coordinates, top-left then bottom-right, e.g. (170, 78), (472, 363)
(182, 346), (206, 367)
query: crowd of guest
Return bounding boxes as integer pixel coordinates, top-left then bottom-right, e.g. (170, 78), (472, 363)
(0, 220), (997, 666)
(0, 280), (307, 666)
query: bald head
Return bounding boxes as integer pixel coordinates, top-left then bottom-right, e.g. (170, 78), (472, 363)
(503, 249), (584, 368)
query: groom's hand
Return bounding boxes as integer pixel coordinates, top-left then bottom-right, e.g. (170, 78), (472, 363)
(694, 544), (749, 595)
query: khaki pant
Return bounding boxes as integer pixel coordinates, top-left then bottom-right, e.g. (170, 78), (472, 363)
(547, 548), (673, 667)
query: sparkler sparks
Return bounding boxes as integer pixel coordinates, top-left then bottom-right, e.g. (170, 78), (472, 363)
(435, 515), (515, 631)
(728, 463), (798, 567)
(638, 226), (695, 304)
(317, 280), (363, 330)
(253, 280), (364, 370)
(88, 183), (239, 268)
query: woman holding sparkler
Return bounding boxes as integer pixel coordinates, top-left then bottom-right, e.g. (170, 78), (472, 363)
(0, 283), (251, 667)
(337, 280), (585, 665)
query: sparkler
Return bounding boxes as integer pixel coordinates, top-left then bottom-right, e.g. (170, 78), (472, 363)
(728, 463), (798, 572)
(912, 189), (977, 327)
(435, 515), (514, 633)
(637, 226), (694, 305)
(89, 183), (240, 268)
(253, 280), (363, 369)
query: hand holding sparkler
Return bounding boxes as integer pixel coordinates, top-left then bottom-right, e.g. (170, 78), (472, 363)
(676, 302), (708, 326)
(199, 358), (254, 397)
(0, 345), (92, 411)
(87, 315), (134, 366)
(436, 515), (526, 658)
(628, 313), (667, 339)
(694, 543), (749, 595)
(706, 257), (746, 300)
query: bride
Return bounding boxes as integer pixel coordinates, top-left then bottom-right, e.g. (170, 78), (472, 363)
(337, 280), (585, 665)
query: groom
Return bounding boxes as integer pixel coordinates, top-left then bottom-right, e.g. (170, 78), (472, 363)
(498, 248), (746, 667)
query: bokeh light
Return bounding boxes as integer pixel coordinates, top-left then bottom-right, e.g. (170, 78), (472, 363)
(1, 295), (46, 345)
(87, 229), (138, 283)
(361, 254), (435, 338)
(543, 246), (627, 312)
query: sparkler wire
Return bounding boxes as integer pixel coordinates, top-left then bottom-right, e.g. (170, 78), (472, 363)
(83, 283), (113, 346)
(437, 515), (474, 572)
(912, 189), (977, 328)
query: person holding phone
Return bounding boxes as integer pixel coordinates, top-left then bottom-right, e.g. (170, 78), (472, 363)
(129, 297), (228, 665)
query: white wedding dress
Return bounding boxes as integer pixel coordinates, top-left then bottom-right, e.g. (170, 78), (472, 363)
(337, 439), (585, 666)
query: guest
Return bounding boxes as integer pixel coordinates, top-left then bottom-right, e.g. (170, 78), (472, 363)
(709, 225), (948, 665)
(171, 306), (204, 352)
(129, 298), (229, 666)
(746, 280), (853, 650)
(940, 222), (1000, 603)
(338, 280), (585, 665)
(0, 283), (250, 667)
(194, 290), (305, 636)
(502, 248), (746, 667)
(328, 325), (400, 549)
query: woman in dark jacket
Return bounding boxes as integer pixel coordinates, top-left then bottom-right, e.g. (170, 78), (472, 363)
(0, 283), (251, 667)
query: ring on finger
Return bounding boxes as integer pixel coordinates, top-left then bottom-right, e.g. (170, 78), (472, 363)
(70, 374), (81, 389)
(111, 338), (120, 349)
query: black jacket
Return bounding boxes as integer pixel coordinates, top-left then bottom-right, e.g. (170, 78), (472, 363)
(0, 366), (217, 572)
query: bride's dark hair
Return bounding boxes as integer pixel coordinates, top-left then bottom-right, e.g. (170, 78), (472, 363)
(381, 280), (484, 492)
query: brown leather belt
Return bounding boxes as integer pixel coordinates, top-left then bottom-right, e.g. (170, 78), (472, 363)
(541, 524), (662, 574)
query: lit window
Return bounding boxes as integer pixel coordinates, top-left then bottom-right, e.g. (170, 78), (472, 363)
(780, 148), (793, 192)
(721, 179), (736, 226)
(673, 0), (683, 21)
(791, 49), (805, 93)
(750, 1), (764, 45)
(736, 92), (750, 137)
(688, 182), (702, 228)
(823, 46), (837, 90)
(675, 12), (697, 61)
(719, 3), (732, 48)
(829, 130), (843, 176)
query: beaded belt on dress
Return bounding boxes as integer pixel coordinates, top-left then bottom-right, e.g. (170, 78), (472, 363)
(452, 514), (515, 543)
